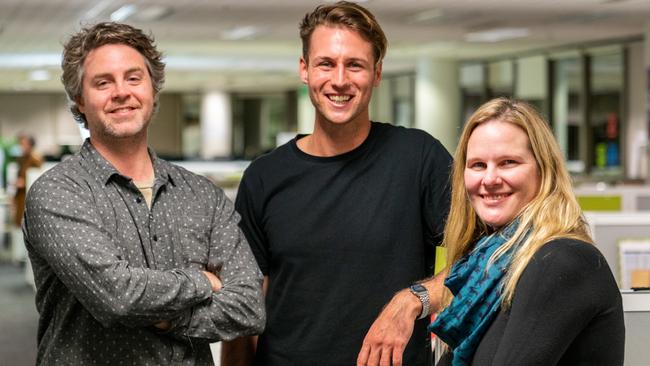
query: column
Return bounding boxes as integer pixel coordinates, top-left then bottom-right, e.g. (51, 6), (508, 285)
(415, 58), (460, 153)
(200, 91), (232, 159)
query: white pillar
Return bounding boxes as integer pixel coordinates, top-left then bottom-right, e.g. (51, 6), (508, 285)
(414, 58), (460, 153)
(553, 66), (569, 159)
(626, 41), (647, 179)
(200, 91), (232, 159)
(641, 23), (650, 180)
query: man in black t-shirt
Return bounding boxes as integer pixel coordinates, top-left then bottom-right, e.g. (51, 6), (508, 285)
(222, 2), (452, 365)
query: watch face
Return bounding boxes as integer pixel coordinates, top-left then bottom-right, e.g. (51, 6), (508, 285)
(410, 284), (426, 293)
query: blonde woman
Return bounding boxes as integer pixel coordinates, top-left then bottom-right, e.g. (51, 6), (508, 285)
(430, 98), (624, 366)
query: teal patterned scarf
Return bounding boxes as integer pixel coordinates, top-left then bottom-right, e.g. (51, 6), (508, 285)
(429, 220), (523, 366)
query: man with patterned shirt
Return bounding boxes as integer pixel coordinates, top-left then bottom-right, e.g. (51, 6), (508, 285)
(23, 22), (264, 365)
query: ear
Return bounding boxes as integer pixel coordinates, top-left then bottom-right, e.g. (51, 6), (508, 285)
(76, 97), (85, 114)
(373, 61), (383, 87)
(299, 57), (308, 85)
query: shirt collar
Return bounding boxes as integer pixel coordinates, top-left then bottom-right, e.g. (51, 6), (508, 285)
(79, 139), (174, 187)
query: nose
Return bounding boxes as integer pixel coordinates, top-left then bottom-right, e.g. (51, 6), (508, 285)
(482, 166), (502, 187)
(111, 81), (130, 101)
(331, 65), (349, 88)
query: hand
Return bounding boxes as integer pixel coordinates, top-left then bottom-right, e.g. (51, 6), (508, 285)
(357, 290), (421, 366)
(154, 320), (171, 330)
(202, 270), (222, 292)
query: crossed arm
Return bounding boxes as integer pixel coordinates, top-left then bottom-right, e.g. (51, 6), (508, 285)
(24, 176), (264, 340)
(164, 195), (265, 341)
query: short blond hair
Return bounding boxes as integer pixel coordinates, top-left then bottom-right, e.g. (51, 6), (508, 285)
(299, 1), (387, 66)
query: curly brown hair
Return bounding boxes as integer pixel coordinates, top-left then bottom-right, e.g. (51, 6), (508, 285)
(61, 22), (165, 127)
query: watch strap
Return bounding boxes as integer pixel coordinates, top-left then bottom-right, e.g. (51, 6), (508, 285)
(409, 283), (430, 320)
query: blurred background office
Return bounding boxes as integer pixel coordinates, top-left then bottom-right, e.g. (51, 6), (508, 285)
(1, 0), (650, 365)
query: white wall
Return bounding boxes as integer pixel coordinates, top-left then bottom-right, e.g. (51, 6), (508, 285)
(0, 93), (78, 156)
(0, 92), (184, 158)
(149, 93), (184, 158)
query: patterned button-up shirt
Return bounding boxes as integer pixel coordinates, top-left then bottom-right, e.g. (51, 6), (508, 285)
(24, 140), (265, 365)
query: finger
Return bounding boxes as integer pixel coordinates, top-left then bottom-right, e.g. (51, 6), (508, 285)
(357, 344), (370, 366)
(379, 346), (391, 366)
(392, 343), (404, 366)
(367, 345), (382, 366)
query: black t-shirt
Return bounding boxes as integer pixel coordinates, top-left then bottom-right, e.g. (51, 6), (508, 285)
(236, 122), (452, 365)
(437, 239), (625, 366)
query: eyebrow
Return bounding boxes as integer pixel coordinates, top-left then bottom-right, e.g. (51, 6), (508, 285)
(89, 67), (146, 81)
(312, 55), (370, 63)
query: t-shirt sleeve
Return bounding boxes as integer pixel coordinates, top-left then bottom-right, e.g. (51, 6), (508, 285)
(489, 239), (624, 366)
(235, 167), (270, 274)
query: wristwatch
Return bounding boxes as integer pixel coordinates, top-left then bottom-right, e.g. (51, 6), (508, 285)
(409, 283), (431, 320)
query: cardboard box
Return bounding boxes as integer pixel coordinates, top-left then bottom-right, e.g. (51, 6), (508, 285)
(631, 270), (650, 289)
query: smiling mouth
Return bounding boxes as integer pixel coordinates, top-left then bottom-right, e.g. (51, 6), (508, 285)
(327, 94), (352, 105)
(481, 193), (512, 201)
(110, 106), (136, 113)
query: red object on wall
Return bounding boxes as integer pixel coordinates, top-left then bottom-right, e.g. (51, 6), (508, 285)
(606, 112), (617, 139)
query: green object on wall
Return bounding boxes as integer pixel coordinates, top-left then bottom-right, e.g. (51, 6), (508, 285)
(595, 143), (607, 168)
(577, 195), (622, 211)
(435, 246), (447, 275)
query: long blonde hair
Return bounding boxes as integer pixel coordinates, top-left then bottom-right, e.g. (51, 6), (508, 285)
(443, 98), (592, 308)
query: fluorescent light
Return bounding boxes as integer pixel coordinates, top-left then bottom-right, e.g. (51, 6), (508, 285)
(134, 5), (172, 21)
(111, 4), (137, 22)
(221, 26), (258, 41)
(82, 0), (112, 20)
(408, 8), (443, 23)
(465, 27), (529, 43)
(165, 55), (296, 71)
(0, 54), (60, 68)
(28, 69), (51, 81)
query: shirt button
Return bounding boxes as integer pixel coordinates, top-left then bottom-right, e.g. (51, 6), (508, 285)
(136, 197), (142, 203)
(153, 235), (158, 241)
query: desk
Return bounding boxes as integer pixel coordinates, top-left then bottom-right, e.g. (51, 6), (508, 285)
(622, 290), (650, 366)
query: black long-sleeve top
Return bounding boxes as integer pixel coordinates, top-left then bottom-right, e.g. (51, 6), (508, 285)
(438, 238), (625, 366)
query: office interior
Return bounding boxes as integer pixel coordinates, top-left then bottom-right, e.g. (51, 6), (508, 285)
(1, 0), (650, 365)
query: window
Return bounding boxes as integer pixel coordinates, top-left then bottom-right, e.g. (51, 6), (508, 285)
(589, 49), (624, 177)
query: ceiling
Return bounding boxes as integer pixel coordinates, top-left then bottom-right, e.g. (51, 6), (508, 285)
(0, 0), (648, 93)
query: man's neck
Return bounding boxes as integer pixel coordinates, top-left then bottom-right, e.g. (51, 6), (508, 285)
(298, 118), (372, 157)
(90, 135), (154, 182)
